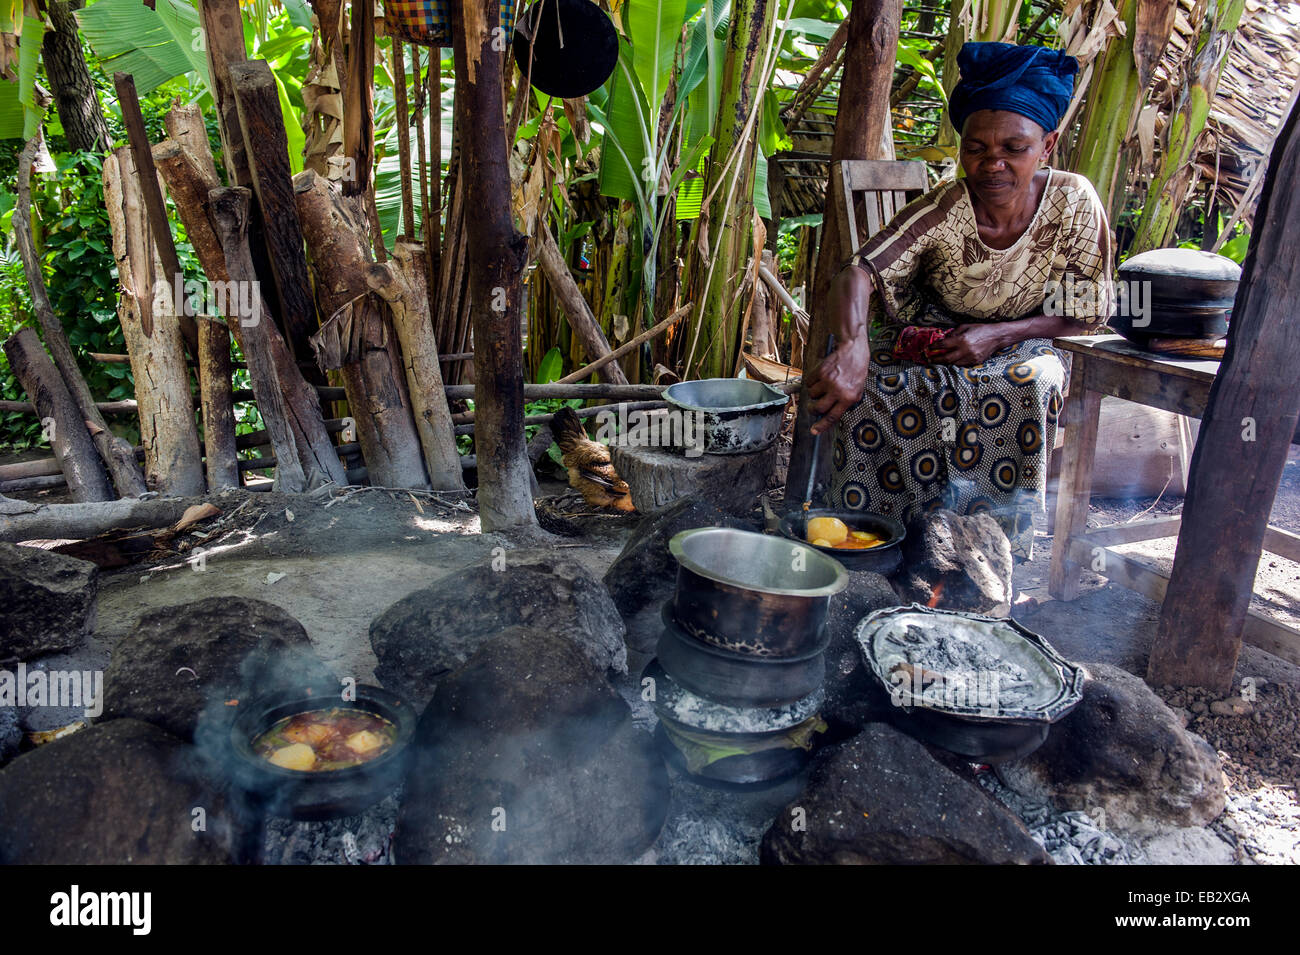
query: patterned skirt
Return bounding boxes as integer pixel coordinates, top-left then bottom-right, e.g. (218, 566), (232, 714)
(826, 326), (1066, 558)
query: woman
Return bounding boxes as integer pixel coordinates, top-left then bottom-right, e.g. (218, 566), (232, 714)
(807, 42), (1114, 558)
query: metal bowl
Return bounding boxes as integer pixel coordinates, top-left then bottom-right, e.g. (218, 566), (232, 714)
(662, 378), (789, 455)
(656, 602), (827, 707)
(228, 684), (417, 820)
(777, 508), (906, 576)
(853, 605), (1084, 763)
(669, 527), (848, 658)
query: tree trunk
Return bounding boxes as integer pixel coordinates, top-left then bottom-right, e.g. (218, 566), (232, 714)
(367, 239), (466, 491)
(3, 329), (114, 503)
(15, 137), (146, 497)
(41, 0), (110, 153)
(198, 317), (240, 490)
(102, 147), (206, 497)
(293, 170), (430, 489)
(786, 0), (902, 505)
(452, 0), (536, 529)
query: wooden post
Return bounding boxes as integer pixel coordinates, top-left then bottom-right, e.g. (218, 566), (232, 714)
(452, 0), (536, 529)
(230, 60), (321, 363)
(3, 329), (114, 503)
(368, 239), (466, 491)
(13, 137), (147, 498)
(164, 104), (220, 186)
(103, 147), (206, 497)
(198, 0), (251, 188)
(293, 170), (431, 489)
(152, 141), (348, 488)
(1148, 100), (1300, 691)
(785, 0), (902, 504)
(198, 317), (240, 490)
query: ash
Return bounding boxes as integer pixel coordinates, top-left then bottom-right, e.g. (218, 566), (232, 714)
(975, 770), (1146, 865)
(889, 623), (1036, 708)
(260, 789), (400, 865)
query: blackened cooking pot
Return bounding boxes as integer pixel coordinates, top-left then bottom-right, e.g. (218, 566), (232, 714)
(777, 508), (906, 576)
(669, 527), (848, 658)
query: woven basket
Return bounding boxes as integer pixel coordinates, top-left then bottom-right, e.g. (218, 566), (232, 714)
(383, 0), (516, 48)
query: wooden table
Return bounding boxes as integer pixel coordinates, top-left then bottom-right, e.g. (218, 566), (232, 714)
(1048, 334), (1300, 666)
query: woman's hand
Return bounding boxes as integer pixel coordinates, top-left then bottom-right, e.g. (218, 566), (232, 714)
(808, 337), (872, 436)
(926, 323), (1008, 366)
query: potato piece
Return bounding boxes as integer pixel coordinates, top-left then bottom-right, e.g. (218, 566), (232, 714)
(267, 742), (317, 771)
(811, 538), (832, 548)
(851, 530), (880, 542)
(346, 730), (384, 754)
(284, 721), (332, 746)
(806, 517), (848, 546)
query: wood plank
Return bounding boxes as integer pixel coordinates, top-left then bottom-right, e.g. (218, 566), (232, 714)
(1048, 359), (1102, 601)
(1262, 525), (1300, 564)
(1081, 358), (1213, 419)
(1079, 515), (1183, 547)
(840, 158), (928, 192)
(1149, 98), (1300, 691)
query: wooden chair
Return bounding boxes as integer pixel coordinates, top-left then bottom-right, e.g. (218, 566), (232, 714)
(831, 159), (930, 255)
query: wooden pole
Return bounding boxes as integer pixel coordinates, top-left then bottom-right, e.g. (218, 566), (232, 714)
(392, 38), (416, 238)
(785, 0), (901, 505)
(13, 136), (147, 497)
(103, 147), (206, 497)
(3, 329), (114, 502)
(1148, 98), (1300, 691)
(556, 303), (692, 384)
(230, 59), (321, 363)
(452, 0), (536, 529)
(197, 317), (240, 490)
(199, 0), (251, 188)
(164, 103), (220, 186)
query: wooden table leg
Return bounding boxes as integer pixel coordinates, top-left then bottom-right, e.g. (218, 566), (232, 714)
(1049, 360), (1102, 601)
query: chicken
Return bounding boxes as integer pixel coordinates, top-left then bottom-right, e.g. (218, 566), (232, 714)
(550, 407), (636, 513)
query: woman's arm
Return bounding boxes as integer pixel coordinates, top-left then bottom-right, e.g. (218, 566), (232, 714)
(926, 313), (1090, 367)
(807, 264), (875, 435)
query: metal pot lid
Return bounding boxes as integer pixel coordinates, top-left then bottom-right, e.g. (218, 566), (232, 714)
(669, 526), (848, 598)
(662, 378), (789, 414)
(511, 0), (619, 99)
(1117, 248), (1242, 282)
(645, 659), (825, 734)
(854, 605), (1084, 724)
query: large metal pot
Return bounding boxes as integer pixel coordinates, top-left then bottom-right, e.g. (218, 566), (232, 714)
(1114, 248), (1241, 346)
(655, 601), (827, 707)
(669, 527), (847, 658)
(662, 378), (789, 455)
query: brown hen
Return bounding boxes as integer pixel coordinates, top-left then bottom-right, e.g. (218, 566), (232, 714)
(550, 407), (636, 513)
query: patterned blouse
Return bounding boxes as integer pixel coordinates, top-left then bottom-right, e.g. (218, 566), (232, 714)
(850, 168), (1115, 328)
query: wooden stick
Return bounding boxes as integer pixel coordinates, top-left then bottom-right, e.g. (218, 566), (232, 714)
(197, 317), (240, 490)
(534, 226), (629, 385)
(452, 400), (668, 436)
(446, 383), (667, 401)
(392, 38), (416, 238)
(556, 303), (692, 384)
(3, 328), (114, 502)
(0, 496), (203, 544)
(14, 136), (148, 497)
(0, 399), (138, 415)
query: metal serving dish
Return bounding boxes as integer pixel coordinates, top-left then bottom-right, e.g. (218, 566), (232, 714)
(854, 605), (1084, 763)
(777, 508), (906, 576)
(656, 601), (827, 707)
(669, 527), (848, 658)
(228, 684), (417, 820)
(662, 378), (789, 455)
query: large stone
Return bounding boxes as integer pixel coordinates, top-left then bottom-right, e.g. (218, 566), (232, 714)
(759, 722), (1045, 867)
(0, 705), (19, 767)
(898, 509), (1012, 615)
(610, 441), (777, 514)
(0, 542), (98, 661)
(101, 596), (334, 741)
(0, 719), (249, 863)
(996, 663), (1227, 834)
(822, 570), (904, 738)
(602, 496), (752, 618)
(393, 626), (669, 864)
(761, 723), (1051, 865)
(371, 550), (627, 707)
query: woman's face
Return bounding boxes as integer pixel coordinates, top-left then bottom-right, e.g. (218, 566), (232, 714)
(959, 110), (1059, 205)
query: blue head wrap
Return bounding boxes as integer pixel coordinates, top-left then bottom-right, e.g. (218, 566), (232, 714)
(948, 42), (1079, 136)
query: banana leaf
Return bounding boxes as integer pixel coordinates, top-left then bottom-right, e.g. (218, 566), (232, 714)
(77, 0), (211, 95)
(0, 12), (44, 139)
